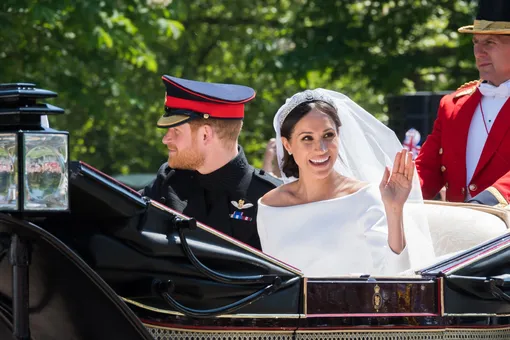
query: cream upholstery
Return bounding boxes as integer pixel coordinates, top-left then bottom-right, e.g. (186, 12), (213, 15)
(420, 201), (510, 257)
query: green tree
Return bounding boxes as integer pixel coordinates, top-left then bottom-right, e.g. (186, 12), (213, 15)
(1, 0), (481, 174)
(1, 0), (183, 174)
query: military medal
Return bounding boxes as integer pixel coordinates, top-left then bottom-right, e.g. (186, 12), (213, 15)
(229, 210), (253, 221)
(230, 199), (253, 221)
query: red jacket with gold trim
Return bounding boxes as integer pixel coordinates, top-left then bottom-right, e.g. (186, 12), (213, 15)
(415, 81), (510, 204)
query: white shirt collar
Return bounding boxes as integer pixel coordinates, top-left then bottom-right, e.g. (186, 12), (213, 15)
(478, 79), (510, 98)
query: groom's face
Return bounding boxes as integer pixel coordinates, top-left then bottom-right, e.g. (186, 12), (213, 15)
(162, 124), (205, 170)
(283, 108), (339, 179)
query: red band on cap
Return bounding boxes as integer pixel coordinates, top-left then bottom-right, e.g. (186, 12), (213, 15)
(165, 96), (244, 118)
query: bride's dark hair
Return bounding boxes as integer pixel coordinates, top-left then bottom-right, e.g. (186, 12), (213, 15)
(280, 100), (341, 178)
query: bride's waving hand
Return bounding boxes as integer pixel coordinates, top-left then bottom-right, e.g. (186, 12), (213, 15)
(380, 150), (415, 209)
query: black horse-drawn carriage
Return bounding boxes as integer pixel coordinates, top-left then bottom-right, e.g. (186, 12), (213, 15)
(1, 84), (510, 340)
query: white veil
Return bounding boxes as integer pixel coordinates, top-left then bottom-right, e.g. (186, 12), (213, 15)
(273, 89), (435, 270)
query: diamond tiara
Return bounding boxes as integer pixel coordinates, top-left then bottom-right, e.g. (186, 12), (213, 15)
(276, 89), (338, 127)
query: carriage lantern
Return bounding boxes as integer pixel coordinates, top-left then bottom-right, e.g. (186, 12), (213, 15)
(0, 83), (68, 213)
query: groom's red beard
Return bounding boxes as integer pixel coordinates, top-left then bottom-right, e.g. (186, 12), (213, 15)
(167, 142), (205, 170)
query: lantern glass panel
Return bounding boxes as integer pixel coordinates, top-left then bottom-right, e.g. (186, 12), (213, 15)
(0, 134), (18, 210)
(24, 133), (68, 211)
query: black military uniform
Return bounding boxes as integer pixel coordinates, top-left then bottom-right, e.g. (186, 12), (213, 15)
(141, 75), (281, 250)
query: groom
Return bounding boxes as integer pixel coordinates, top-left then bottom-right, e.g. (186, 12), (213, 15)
(416, 0), (510, 207)
(141, 75), (281, 250)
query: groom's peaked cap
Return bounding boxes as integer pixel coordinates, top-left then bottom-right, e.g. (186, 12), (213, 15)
(157, 75), (256, 128)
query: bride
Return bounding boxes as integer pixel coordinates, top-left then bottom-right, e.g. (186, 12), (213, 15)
(257, 89), (435, 276)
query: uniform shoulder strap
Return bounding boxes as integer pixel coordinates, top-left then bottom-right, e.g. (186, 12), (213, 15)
(253, 168), (282, 188)
(454, 79), (481, 98)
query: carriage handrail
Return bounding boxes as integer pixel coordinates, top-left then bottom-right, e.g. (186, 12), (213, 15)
(151, 277), (300, 318)
(171, 216), (283, 285)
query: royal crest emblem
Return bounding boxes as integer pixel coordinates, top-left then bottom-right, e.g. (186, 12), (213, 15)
(231, 199), (253, 210)
(373, 284), (382, 312)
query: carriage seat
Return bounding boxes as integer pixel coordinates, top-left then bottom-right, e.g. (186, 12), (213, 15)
(420, 200), (510, 258)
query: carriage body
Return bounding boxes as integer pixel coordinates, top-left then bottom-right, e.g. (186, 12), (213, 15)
(4, 161), (506, 339)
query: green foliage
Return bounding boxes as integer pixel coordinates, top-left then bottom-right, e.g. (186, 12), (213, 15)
(1, 0), (181, 174)
(1, 0), (480, 174)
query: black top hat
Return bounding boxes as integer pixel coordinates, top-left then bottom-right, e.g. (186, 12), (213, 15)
(157, 76), (256, 128)
(458, 0), (510, 34)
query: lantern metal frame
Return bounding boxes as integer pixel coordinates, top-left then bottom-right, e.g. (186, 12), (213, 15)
(0, 83), (69, 214)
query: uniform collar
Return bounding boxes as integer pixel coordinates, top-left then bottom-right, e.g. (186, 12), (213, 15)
(195, 146), (251, 191)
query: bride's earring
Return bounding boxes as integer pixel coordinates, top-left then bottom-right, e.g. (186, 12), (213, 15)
(288, 151), (292, 156)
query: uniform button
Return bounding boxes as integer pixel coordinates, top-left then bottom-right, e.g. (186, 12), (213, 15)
(440, 165), (446, 172)
(439, 148), (443, 155)
(160, 197), (166, 203)
(461, 187), (466, 194)
(469, 184), (477, 191)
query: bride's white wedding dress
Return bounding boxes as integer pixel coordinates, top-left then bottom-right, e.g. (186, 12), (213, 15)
(257, 183), (410, 277)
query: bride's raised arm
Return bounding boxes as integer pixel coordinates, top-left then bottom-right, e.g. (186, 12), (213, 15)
(379, 149), (415, 254)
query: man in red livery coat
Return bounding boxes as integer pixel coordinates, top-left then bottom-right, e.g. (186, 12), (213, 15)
(416, 0), (510, 207)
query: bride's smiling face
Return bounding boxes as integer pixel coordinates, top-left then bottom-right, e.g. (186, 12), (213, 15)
(282, 108), (339, 179)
